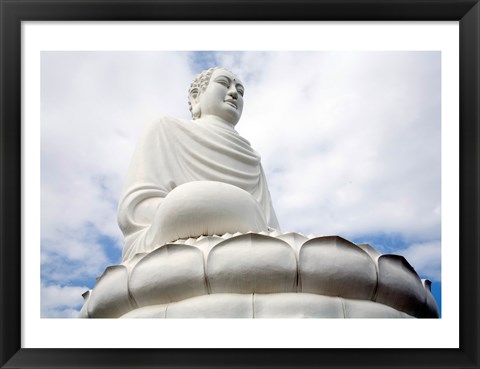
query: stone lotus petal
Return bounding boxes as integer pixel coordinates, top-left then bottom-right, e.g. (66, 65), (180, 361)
(206, 233), (297, 294)
(253, 293), (344, 318)
(129, 244), (208, 307)
(189, 235), (225, 262)
(299, 236), (377, 300)
(81, 231), (439, 318)
(277, 232), (309, 253)
(421, 279), (440, 318)
(342, 298), (412, 318)
(183, 238), (198, 246)
(123, 252), (147, 273)
(120, 295), (254, 318)
(356, 243), (382, 261)
(166, 294), (253, 318)
(120, 304), (168, 318)
(118, 293), (417, 318)
(87, 265), (134, 318)
(376, 255), (428, 317)
(267, 229), (283, 237)
(78, 290), (91, 318)
(172, 239), (186, 244)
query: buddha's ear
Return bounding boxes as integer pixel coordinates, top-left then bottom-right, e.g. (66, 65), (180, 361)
(189, 88), (202, 119)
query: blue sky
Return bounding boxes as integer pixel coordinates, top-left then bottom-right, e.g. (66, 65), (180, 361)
(40, 51), (441, 318)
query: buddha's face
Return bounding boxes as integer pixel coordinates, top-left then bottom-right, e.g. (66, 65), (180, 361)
(195, 69), (245, 125)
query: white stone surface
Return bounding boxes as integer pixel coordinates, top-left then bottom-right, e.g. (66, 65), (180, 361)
(253, 293), (344, 319)
(80, 231), (439, 319)
(422, 279), (440, 318)
(357, 243), (382, 260)
(121, 304), (168, 319)
(299, 236), (377, 300)
(118, 293), (416, 319)
(129, 244), (208, 307)
(148, 181), (269, 247)
(276, 232), (309, 253)
(166, 294), (253, 319)
(87, 265), (134, 318)
(342, 298), (412, 318)
(206, 233), (297, 294)
(375, 255), (428, 317)
(78, 291), (91, 319)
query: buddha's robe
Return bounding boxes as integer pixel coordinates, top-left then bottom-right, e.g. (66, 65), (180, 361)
(118, 117), (280, 261)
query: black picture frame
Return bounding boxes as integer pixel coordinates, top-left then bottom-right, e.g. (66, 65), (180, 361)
(1, 1), (479, 368)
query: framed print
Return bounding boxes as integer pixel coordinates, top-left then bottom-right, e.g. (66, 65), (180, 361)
(1, 0), (479, 368)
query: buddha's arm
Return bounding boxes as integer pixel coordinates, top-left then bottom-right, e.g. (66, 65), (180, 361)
(117, 120), (174, 261)
(132, 197), (160, 224)
(118, 187), (166, 262)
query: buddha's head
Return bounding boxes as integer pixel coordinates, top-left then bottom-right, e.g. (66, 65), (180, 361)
(188, 67), (244, 125)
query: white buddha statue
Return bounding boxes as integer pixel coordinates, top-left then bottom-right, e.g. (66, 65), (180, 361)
(117, 67), (280, 262)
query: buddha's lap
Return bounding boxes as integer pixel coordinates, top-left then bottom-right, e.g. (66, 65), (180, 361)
(150, 181), (269, 244)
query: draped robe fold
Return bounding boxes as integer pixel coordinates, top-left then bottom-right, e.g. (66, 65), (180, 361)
(118, 117), (280, 261)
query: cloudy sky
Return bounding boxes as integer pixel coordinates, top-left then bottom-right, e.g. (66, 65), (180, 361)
(40, 51), (441, 318)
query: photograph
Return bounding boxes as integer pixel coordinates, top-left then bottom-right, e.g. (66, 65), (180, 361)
(40, 51), (442, 320)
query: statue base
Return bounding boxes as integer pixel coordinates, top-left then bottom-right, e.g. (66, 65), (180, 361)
(79, 231), (439, 319)
(120, 293), (415, 318)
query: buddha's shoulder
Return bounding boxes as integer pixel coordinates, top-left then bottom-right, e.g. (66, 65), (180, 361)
(150, 116), (192, 130)
(143, 116), (192, 134)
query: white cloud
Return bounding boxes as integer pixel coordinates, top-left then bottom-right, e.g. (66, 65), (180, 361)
(41, 284), (89, 318)
(41, 237), (110, 283)
(228, 51), (441, 241)
(41, 51), (441, 317)
(41, 52), (201, 316)
(398, 240), (442, 281)
(42, 308), (81, 319)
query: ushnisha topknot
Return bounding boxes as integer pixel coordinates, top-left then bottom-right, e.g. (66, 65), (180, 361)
(188, 67), (236, 119)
